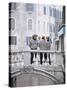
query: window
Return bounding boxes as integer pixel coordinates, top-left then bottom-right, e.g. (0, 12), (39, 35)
(58, 10), (62, 19)
(9, 18), (15, 30)
(9, 3), (17, 17)
(44, 7), (46, 14)
(38, 21), (40, 32)
(53, 9), (61, 19)
(49, 7), (53, 16)
(50, 7), (59, 18)
(54, 9), (60, 19)
(26, 36), (32, 45)
(53, 8), (56, 17)
(43, 22), (45, 33)
(56, 41), (59, 50)
(9, 36), (17, 45)
(28, 19), (32, 30)
(49, 24), (52, 32)
(9, 3), (16, 11)
(26, 4), (34, 11)
(59, 11), (62, 19)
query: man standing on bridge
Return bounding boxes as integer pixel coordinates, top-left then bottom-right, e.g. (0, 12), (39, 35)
(39, 36), (47, 64)
(29, 34), (38, 64)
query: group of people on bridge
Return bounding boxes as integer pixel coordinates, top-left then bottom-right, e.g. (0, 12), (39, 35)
(29, 34), (52, 65)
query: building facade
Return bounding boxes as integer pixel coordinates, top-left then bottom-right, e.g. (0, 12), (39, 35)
(9, 3), (63, 52)
(55, 6), (65, 51)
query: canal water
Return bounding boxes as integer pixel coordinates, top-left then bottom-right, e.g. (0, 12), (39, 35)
(15, 73), (54, 87)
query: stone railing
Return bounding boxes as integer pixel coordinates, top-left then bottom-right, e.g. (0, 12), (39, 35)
(9, 50), (65, 67)
(9, 50), (65, 87)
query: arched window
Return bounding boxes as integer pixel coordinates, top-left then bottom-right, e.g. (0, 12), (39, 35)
(9, 18), (15, 30)
(43, 7), (46, 14)
(26, 3), (34, 11)
(28, 19), (32, 30)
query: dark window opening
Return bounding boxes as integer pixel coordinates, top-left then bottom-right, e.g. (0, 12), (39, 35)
(49, 7), (53, 16)
(9, 18), (15, 30)
(28, 19), (32, 30)
(44, 7), (46, 14)
(56, 41), (59, 50)
(26, 4), (34, 11)
(9, 3), (16, 11)
(53, 8), (56, 17)
(9, 36), (17, 45)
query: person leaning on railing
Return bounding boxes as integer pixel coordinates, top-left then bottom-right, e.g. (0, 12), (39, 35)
(39, 36), (47, 64)
(29, 34), (38, 64)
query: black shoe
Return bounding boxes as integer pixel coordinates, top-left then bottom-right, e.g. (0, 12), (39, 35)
(44, 60), (47, 63)
(40, 62), (43, 64)
(31, 61), (33, 64)
(49, 61), (51, 65)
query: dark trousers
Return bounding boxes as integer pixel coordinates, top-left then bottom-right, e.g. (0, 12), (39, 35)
(30, 52), (37, 64)
(40, 53), (47, 64)
(48, 53), (51, 65)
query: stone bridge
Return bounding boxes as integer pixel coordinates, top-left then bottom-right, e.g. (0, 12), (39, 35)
(9, 50), (65, 87)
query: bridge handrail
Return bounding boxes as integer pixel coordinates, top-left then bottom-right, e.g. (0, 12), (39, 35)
(9, 50), (65, 55)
